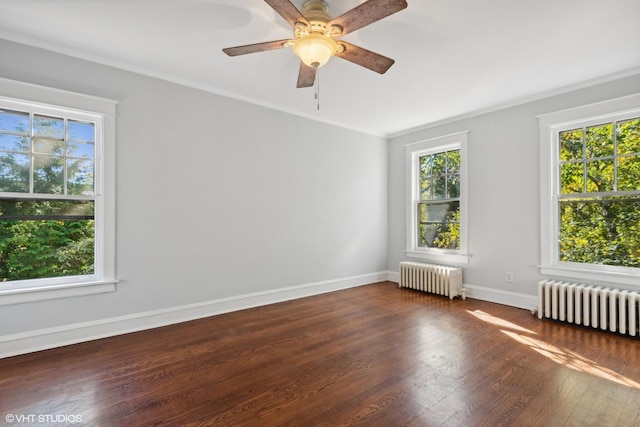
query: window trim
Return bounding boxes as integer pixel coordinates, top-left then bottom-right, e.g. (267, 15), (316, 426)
(405, 131), (469, 264)
(538, 93), (640, 286)
(0, 77), (118, 305)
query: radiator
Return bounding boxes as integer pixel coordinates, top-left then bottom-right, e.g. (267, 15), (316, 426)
(399, 261), (465, 300)
(538, 280), (640, 337)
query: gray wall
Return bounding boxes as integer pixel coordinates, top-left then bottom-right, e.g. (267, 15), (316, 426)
(0, 39), (388, 336)
(1, 36), (638, 341)
(387, 73), (640, 299)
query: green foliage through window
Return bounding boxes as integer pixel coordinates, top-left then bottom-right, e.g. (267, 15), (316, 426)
(0, 106), (96, 282)
(0, 219), (94, 281)
(558, 117), (640, 268)
(418, 150), (460, 250)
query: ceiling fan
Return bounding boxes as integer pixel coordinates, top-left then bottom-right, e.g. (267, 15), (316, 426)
(222, 0), (408, 88)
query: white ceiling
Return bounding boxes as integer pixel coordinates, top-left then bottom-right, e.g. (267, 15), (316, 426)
(0, 0), (639, 137)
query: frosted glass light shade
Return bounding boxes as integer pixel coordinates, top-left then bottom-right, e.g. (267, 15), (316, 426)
(293, 34), (338, 68)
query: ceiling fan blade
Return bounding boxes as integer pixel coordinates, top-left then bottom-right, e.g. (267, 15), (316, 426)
(264, 0), (310, 28)
(297, 62), (316, 88)
(336, 41), (395, 74)
(222, 40), (293, 56)
(328, 0), (407, 36)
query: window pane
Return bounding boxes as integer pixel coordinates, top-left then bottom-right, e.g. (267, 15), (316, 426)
(34, 138), (65, 156)
(431, 152), (447, 175)
(560, 162), (584, 194)
(447, 174), (460, 198)
(419, 155), (433, 178)
(618, 156), (640, 191)
(419, 223), (461, 250)
(447, 150), (460, 173)
(432, 175), (446, 199)
(33, 114), (64, 140)
(68, 120), (95, 142)
(67, 159), (94, 196)
(616, 118), (640, 155)
(420, 177), (432, 200)
(0, 109), (29, 134)
(33, 155), (64, 194)
(559, 196), (640, 268)
(0, 152), (30, 192)
(0, 199), (95, 282)
(585, 123), (613, 158)
(419, 201), (459, 223)
(418, 201), (460, 249)
(585, 159), (614, 192)
(559, 129), (583, 161)
(67, 141), (95, 159)
(0, 134), (30, 152)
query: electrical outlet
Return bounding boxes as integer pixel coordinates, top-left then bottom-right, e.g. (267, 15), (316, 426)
(505, 271), (514, 283)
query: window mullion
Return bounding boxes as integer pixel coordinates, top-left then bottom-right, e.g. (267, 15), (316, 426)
(581, 126), (587, 193)
(29, 111), (34, 194)
(444, 151), (449, 199)
(63, 116), (68, 196)
(613, 119), (618, 191)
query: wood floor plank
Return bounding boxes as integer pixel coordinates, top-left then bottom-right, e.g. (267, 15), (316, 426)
(1, 282), (639, 426)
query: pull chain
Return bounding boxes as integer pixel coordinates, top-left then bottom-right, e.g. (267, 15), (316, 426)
(314, 66), (320, 110)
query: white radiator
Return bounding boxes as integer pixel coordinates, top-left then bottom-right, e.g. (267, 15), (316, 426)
(399, 262), (465, 300)
(538, 280), (640, 337)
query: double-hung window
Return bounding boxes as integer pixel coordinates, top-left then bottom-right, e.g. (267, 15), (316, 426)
(405, 131), (469, 264)
(539, 94), (640, 286)
(0, 78), (117, 304)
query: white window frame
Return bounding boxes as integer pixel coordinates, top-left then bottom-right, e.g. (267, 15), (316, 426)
(538, 93), (640, 287)
(405, 131), (469, 264)
(0, 77), (118, 305)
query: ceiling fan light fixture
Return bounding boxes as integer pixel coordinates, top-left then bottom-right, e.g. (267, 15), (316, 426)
(293, 34), (338, 68)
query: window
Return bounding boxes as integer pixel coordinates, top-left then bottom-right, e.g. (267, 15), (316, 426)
(405, 131), (469, 264)
(539, 94), (640, 286)
(0, 78), (117, 305)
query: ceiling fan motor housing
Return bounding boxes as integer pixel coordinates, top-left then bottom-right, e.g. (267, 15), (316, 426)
(302, 0), (330, 25)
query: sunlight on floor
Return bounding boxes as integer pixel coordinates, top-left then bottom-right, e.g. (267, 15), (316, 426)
(467, 309), (640, 390)
(502, 330), (640, 389)
(467, 310), (537, 334)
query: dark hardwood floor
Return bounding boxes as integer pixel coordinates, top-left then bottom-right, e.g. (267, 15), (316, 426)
(1, 282), (639, 426)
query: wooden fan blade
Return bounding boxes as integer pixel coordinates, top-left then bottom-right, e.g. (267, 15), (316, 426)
(297, 62), (316, 88)
(328, 0), (407, 36)
(336, 41), (395, 74)
(222, 40), (293, 56)
(264, 0), (310, 28)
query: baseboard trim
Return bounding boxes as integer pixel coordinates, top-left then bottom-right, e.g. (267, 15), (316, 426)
(0, 271), (389, 359)
(386, 269), (537, 311)
(463, 284), (538, 311)
(387, 271), (400, 283)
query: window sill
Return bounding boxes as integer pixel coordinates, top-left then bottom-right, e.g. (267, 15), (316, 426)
(0, 280), (118, 306)
(538, 264), (640, 288)
(406, 250), (470, 265)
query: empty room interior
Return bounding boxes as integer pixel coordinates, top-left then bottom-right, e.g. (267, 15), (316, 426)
(1, 0), (639, 425)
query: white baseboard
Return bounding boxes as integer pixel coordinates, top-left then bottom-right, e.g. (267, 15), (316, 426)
(387, 271), (400, 283)
(387, 269), (537, 311)
(460, 284), (537, 311)
(0, 271), (389, 359)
